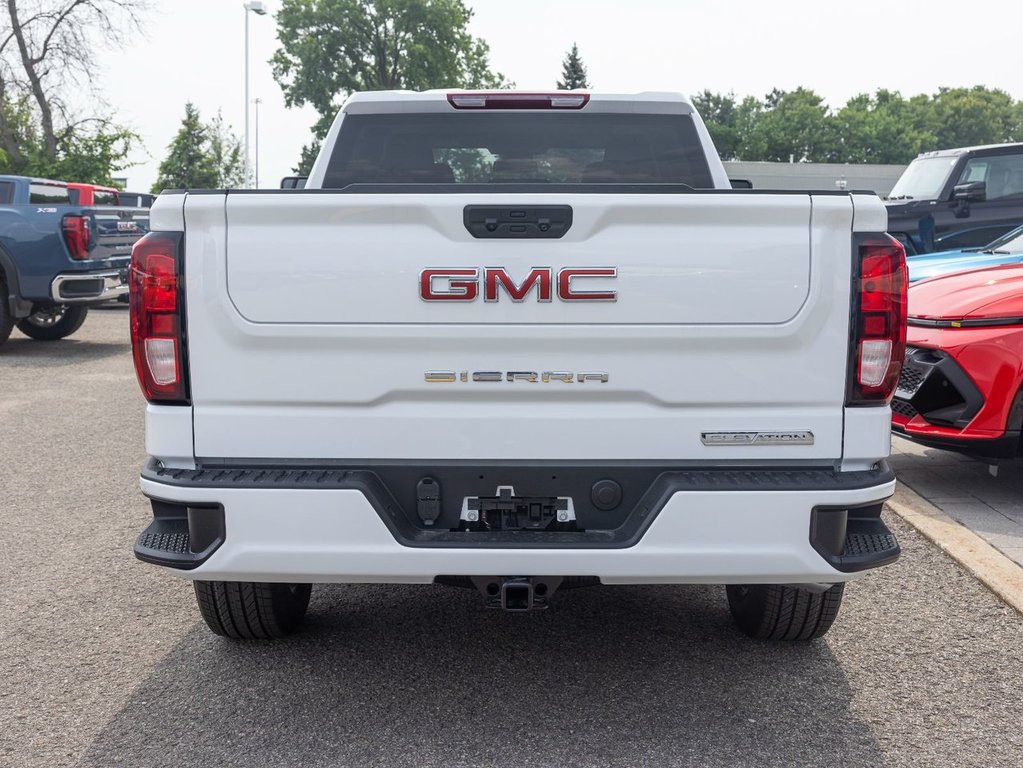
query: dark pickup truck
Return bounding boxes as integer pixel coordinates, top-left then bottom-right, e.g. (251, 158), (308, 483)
(886, 142), (1023, 255)
(0, 175), (146, 346)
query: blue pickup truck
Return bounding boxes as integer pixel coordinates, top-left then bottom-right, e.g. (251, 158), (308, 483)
(0, 175), (146, 347)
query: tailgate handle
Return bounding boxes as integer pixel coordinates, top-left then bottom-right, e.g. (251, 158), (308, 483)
(464, 205), (572, 239)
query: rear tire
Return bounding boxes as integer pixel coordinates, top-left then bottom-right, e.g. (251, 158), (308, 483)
(193, 581), (312, 639)
(726, 583), (845, 640)
(0, 279), (13, 347)
(16, 304), (88, 340)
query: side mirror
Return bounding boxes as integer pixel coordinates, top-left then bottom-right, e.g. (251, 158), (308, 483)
(952, 181), (985, 218)
(953, 181), (985, 202)
(280, 176), (308, 190)
(729, 178), (753, 190)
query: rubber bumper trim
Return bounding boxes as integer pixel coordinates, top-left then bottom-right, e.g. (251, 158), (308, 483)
(141, 459), (896, 552)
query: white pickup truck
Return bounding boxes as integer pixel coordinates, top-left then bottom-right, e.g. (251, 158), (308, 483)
(131, 90), (906, 641)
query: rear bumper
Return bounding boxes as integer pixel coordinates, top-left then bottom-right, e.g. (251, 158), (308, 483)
(50, 269), (128, 303)
(136, 460), (898, 585)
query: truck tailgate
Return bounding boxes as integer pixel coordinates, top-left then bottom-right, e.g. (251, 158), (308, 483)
(185, 192), (855, 462)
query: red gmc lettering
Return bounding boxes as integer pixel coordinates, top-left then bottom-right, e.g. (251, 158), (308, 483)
(420, 269), (479, 301)
(420, 267), (617, 302)
(558, 268), (618, 301)
(484, 267), (552, 302)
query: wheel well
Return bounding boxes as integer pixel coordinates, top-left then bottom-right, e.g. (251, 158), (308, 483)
(1006, 381), (1023, 454)
(0, 243), (22, 315)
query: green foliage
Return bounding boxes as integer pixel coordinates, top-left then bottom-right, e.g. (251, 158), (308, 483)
(929, 86), (1022, 148)
(694, 85), (1023, 164)
(153, 104), (245, 192)
(556, 43), (590, 90)
(692, 90), (740, 159)
(750, 88), (832, 162)
(273, 0), (510, 172)
(0, 95), (137, 184)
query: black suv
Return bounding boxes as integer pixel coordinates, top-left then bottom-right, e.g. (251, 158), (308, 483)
(886, 143), (1023, 254)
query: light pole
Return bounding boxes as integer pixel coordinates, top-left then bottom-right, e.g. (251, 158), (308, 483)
(253, 98), (262, 188)
(243, 0), (267, 188)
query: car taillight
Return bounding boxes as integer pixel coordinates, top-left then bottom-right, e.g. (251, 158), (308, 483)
(447, 92), (589, 110)
(62, 215), (91, 259)
(847, 233), (907, 405)
(130, 232), (188, 403)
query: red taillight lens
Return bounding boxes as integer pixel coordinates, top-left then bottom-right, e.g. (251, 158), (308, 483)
(130, 232), (188, 403)
(447, 92), (589, 110)
(62, 215), (91, 260)
(848, 234), (907, 404)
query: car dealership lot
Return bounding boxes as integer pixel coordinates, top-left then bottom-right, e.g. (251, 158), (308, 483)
(2, 308), (1023, 768)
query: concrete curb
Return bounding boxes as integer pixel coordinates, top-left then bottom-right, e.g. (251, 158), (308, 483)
(887, 483), (1023, 616)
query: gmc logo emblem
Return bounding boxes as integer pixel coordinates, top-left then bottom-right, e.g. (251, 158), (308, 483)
(420, 267), (617, 302)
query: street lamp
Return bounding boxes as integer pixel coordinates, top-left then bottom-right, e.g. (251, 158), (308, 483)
(253, 98), (262, 188)
(243, 0), (267, 188)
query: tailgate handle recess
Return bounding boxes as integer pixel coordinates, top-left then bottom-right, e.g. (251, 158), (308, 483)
(464, 205), (572, 239)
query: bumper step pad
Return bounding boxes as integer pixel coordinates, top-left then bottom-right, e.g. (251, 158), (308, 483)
(134, 501), (225, 570)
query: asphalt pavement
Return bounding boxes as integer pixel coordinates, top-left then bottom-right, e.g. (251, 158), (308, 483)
(1, 307), (1022, 768)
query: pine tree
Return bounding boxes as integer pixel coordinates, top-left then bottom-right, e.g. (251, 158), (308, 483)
(208, 111), (246, 188)
(153, 103), (218, 192)
(153, 104), (248, 192)
(556, 43), (590, 90)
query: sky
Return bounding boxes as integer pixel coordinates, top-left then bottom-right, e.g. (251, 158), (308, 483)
(98, 0), (1023, 192)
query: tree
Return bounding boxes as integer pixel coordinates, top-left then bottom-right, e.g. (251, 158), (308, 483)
(748, 87), (833, 163)
(556, 42), (589, 90)
(0, 0), (145, 178)
(692, 90), (739, 160)
(153, 104), (245, 192)
(207, 112), (246, 188)
(929, 86), (1022, 148)
(272, 0), (510, 173)
(827, 90), (934, 164)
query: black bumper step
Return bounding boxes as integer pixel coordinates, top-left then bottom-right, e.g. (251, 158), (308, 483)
(134, 500), (225, 570)
(811, 504), (900, 573)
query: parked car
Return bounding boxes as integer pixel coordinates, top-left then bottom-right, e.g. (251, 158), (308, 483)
(0, 175), (146, 346)
(67, 182), (121, 206)
(892, 264), (1023, 460)
(908, 223), (1023, 282)
(117, 191), (156, 208)
(886, 142), (1023, 254)
(131, 90), (904, 642)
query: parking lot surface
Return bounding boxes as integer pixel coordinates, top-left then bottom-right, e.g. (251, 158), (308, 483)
(2, 308), (1023, 768)
(891, 437), (1023, 568)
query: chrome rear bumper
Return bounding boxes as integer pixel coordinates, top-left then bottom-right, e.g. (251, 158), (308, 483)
(50, 270), (128, 303)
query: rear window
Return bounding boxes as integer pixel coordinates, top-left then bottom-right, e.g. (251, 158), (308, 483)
(93, 190), (118, 206)
(0, 181), (13, 204)
(29, 183), (70, 205)
(324, 112), (714, 190)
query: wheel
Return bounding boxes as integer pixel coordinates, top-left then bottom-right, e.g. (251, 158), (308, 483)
(193, 581), (312, 639)
(16, 304), (88, 340)
(726, 583), (845, 640)
(0, 279), (13, 347)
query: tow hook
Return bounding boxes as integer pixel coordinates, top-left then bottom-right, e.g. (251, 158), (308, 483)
(471, 576), (564, 611)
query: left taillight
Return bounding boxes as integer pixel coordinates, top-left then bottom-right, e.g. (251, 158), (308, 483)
(847, 233), (908, 405)
(62, 215), (91, 259)
(130, 231), (188, 404)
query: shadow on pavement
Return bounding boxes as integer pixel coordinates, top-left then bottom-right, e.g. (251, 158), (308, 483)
(79, 583), (881, 768)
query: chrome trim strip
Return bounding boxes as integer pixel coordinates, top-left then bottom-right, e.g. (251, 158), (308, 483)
(50, 271), (128, 303)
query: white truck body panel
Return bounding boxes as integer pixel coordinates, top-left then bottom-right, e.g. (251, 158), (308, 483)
(183, 192), (862, 462)
(136, 91), (901, 591)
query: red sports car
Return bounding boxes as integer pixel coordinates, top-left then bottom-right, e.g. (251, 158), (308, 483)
(891, 263), (1023, 459)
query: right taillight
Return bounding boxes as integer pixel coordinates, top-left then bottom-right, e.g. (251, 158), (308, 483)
(130, 231), (188, 404)
(62, 215), (91, 259)
(847, 233), (907, 405)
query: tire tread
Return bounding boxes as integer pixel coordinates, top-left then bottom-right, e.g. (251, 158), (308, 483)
(727, 583), (845, 641)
